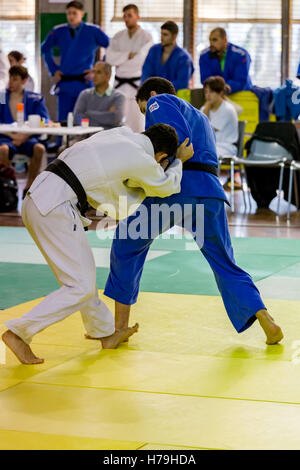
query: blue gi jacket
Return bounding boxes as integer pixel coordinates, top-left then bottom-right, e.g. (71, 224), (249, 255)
(0, 89), (50, 123)
(41, 22), (109, 95)
(145, 94), (227, 201)
(199, 42), (252, 93)
(273, 79), (300, 121)
(141, 44), (194, 91)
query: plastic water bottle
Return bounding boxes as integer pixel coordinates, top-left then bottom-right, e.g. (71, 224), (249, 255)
(16, 103), (24, 127)
(67, 112), (74, 127)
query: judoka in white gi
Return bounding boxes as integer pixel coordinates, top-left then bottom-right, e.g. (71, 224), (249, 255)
(2, 123), (192, 364)
(105, 4), (153, 132)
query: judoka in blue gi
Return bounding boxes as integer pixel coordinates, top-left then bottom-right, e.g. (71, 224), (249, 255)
(141, 21), (194, 92)
(273, 79), (300, 121)
(199, 27), (272, 121)
(104, 77), (283, 346)
(41, 0), (109, 121)
(0, 65), (49, 196)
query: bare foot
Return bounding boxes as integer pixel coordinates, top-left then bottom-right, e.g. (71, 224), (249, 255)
(85, 333), (129, 343)
(85, 334), (101, 340)
(100, 323), (139, 349)
(255, 310), (284, 345)
(2, 330), (44, 364)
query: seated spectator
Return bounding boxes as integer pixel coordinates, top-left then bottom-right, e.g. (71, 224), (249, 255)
(73, 62), (125, 129)
(8, 51), (35, 91)
(0, 65), (49, 198)
(201, 76), (241, 189)
(199, 28), (273, 121)
(200, 28), (252, 94)
(141, 21), (194, 92)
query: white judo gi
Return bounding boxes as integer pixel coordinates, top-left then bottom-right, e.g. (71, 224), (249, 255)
(6, 127), (182, 344)
(106, 28), (153, 133)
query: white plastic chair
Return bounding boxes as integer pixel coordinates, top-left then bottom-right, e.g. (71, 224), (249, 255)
(220, 130), (290, 214)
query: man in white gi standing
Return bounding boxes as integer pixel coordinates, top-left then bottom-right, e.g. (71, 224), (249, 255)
(105, 4), (153, 132)
(2, 124), (193, 364)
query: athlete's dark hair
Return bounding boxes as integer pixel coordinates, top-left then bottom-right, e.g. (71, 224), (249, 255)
(204, 76), (230, 95)
(123, 4), (139, 14)
(9, 65), (29, 80)
(66, 1), (84, 10)
(161, 21), (178, 36)
(136, 77), (176, 102)
(143, 123), (178, 157)
(8, 51), (25, 62)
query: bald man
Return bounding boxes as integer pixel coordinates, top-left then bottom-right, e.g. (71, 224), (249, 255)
(73, 61), (125, 129)
(199, 27), (252, 94)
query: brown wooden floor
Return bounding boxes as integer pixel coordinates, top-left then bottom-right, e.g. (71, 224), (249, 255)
(1, 173), (300, 239)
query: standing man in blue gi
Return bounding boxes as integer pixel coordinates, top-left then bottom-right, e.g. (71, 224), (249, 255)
(41, 1), (109, 122)
(104, 77), (283, 346)
(200, 27), (252, 94)
(141, 21), (194, 92)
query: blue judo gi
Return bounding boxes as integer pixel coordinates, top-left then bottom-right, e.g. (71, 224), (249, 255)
(104, 94), (266, 334)
(41, 22), (109, 121)
(0, 89), (49, 159)
(273, 79), (300, 121)
(199, 43), (252, 93)
(200, 43), (273, 121)
(141, 44), (194, 91)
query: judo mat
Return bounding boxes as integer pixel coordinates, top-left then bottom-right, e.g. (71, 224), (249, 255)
(1, 226), (300, 450)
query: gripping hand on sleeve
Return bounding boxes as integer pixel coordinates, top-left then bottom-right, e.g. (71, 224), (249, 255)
(176, 138), (194, 163)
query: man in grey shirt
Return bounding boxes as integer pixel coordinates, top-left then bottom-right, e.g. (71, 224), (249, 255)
(74, 62), (125, 129)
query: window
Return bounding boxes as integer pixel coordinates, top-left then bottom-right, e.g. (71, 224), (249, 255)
(113, 0), (183, 20)
(0, 0), (34, 18)
(291, 0), (300, 80)
(0, 0), (36, 90)
(103, 0), (184, 51)
(196, 0), (282, 89)
(197, 0), (281, 20)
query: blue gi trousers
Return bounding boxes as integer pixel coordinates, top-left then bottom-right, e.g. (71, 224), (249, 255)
(104, 195), (266, 333)
(56, 80), (91, 121)
(57, 93), (79, 122)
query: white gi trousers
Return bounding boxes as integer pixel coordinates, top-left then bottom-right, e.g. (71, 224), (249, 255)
(6, 196), (115, 344)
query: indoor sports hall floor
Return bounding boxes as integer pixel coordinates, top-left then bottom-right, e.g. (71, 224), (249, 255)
(1, 189), (300, 450)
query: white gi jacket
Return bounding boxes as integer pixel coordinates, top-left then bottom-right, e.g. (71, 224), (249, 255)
(105, 28), (153, 132)
(29, 126), (182, 223)
(106, 28), (153, 83)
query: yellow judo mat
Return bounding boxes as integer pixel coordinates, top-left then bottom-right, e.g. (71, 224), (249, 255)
(1, 291), (300, 450)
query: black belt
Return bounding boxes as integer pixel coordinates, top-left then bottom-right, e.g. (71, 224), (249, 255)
(183, 161), (218, 176)
(60, 74), (88, 83)
(46, 159), (89, 231)
(115, 75), (141, 90)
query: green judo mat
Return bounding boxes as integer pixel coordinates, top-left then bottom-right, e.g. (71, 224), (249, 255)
(1, 227), (300, 309)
